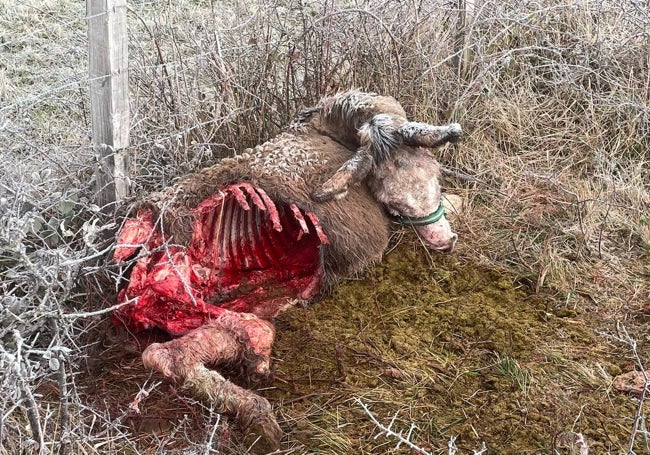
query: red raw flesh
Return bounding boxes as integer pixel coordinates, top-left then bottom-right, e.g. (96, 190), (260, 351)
(114, 183), (329, 336)
(113, 211), (159, 263)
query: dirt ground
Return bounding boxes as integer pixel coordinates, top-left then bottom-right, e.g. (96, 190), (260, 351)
(83, 236), (645, 454)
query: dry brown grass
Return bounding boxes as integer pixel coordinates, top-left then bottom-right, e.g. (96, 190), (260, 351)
(1, 0), (649, 454)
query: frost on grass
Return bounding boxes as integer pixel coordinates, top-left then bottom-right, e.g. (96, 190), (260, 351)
(1, 0), (649, 453)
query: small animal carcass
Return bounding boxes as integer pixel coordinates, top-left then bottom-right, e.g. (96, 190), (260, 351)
(112, 90), (462, 450)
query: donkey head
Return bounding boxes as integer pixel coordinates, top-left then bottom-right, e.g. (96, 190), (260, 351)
(312, 113), (461, 253)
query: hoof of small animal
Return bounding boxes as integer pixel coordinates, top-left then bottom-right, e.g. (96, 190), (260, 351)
(239, 392), (283, 452)
(244, 412), (283, 453)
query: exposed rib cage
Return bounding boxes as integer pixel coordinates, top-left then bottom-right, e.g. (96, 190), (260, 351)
(192, 183), (328, 272)
(114, 183), (329, 335)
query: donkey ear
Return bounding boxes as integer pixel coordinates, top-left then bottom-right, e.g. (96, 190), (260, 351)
(398, 122), (462, 149)
(311, 148), (374, 202)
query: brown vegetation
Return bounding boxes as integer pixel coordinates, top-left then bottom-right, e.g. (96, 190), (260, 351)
(1, 0), (648, 454)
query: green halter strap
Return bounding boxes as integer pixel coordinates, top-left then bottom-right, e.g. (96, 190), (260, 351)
(394, 203), (446, 227)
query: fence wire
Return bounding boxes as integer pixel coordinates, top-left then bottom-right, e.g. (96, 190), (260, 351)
(1, 0), (649, 454)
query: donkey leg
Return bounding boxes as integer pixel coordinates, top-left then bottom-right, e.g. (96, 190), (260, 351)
(142, 313), (281, 450)
(185, 366), (281, 451)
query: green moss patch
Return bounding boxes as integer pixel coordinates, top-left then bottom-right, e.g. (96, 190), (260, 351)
(268, 243), (636, 453)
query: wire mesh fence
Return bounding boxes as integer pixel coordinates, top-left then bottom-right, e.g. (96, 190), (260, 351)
(1, 0), (649, 453)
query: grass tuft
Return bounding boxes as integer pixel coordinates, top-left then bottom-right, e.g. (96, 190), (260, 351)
(1, 0), (649, 453)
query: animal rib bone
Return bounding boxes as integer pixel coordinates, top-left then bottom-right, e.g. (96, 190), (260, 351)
(290, 203), (309, 239)
(114, 183), (327, 333)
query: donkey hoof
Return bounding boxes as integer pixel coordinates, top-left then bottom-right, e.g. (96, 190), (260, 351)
(244, 415), (283, 453)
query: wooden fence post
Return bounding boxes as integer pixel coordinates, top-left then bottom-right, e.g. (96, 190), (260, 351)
(87, 0), (130, 209)
(453, 0), (476, 80)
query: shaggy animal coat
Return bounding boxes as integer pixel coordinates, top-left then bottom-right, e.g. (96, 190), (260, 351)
(113, 91), (459, 451)
(137, 118), (394, 280)
(114, 94), (436, 335)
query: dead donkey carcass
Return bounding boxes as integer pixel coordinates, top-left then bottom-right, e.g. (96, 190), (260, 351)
(113, 91), (462, 449)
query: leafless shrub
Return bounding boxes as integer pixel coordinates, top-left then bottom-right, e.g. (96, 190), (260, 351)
(1, 0), (649, 453)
